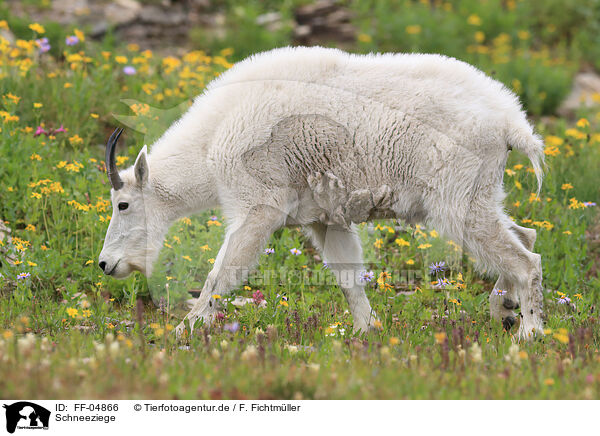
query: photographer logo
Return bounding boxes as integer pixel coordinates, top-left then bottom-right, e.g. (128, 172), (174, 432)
(3, 402), (50, 433)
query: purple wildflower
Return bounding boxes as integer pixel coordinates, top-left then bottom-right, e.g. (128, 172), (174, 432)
(323, 261), (329, 269)
(264, 247), (275, 255)
(65, 35), (79, 46)
(434, 277), (451, 289)
(34, 125), (47, 137)
(209, 215), (218, 221)
(586, 374), (595, 384)
(123, 66), (136, 76)
(53, 125), (66, 134)
(36, 38), (51, 53)
(359, 270), (375, 282)
(224, 321), (240, 333)
(557, 295), (571, 304)
(17, 272), (31, 280)
(429, 261), (446, 275)
(583, 202), (596, 207)
(290, 248), (301, 256)
(252, 290), (265, 305)
(493, 289), (507, 296)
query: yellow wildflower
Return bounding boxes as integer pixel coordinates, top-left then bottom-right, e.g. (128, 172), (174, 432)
(434, 332), (446, 344)
(544, 145), (560, 157)
(576, 118), (590, 128)
(29, 23), (45, 34)
(405, 25), (422, 35)
(565, 128), (586, 140)
(357, 33), (372, 43)
(467, 14), (481, 26)
(74, 28), (85, 42)
(553, 331), (569, 344)
(545, 135), (563, 147)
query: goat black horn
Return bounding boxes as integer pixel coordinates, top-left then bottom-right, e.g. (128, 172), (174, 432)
(105, 127), (124, 190)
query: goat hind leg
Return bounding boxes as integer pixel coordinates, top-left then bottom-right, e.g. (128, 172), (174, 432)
(306, 223), (377, 333)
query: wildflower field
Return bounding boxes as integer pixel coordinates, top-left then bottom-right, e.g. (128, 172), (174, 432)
(1, 1), (600, 400)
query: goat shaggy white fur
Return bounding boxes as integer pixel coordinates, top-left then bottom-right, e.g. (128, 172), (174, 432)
(99, 46), (545, 340)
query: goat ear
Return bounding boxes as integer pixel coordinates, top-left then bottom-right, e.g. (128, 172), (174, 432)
(134, 145), (149, 186)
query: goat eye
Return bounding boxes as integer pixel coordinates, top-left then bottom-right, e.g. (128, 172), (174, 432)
(118, 202), (129, 211)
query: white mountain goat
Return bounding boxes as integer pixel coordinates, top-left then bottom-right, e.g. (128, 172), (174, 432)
(98, 46), (545, 340)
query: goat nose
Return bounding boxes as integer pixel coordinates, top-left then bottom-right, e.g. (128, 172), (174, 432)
(98, 261), (107, 272)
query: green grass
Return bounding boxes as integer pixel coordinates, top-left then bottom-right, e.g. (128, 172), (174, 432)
(0, 9), (600, 399)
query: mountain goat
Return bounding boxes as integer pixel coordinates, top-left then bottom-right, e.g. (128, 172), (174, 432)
(98, 46), (545, 340)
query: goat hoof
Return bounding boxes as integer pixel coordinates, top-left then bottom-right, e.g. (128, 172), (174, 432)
(502, 299), (519, 310)
(502, 316), (516, 331)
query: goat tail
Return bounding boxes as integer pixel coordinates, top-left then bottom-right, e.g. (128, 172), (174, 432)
(507, 124), (545, 194)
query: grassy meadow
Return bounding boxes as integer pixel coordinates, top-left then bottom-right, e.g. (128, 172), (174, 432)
(1, 1), (600, 399)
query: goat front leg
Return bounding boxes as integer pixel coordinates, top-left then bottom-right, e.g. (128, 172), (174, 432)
(176, 205), (286, 338)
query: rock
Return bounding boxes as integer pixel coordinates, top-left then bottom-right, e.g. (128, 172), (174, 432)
(0, 221), (16, 267)
(256, 11), (285, 32)
(105, 0), (141, 26)
(296, 0), (339, 21)
(139, 5), (186, 26)
(557, 72), (600, 117)
(0, 28), (16, 44)
(294, 0), (355, 45)
(256, 11), (282, 26)
(294, 25), (311, 38)
(230, 296), (267, 308)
